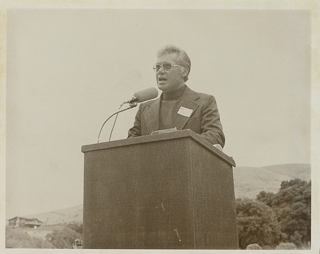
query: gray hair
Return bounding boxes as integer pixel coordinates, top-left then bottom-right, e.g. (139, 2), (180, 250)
(157, 45), (191, 82)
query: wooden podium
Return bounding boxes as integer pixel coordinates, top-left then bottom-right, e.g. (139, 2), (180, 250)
(81, 130), (238, 249)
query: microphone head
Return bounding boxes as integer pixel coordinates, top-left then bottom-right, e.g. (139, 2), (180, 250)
(133, 87), (158, 103)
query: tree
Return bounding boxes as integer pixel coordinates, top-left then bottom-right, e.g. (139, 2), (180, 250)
(236, 198), (282, 249)
(256, 191), (274, 207)
(257, 179), (311, 246)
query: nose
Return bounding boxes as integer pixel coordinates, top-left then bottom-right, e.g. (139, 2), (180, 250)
(157, 65), (166, 73)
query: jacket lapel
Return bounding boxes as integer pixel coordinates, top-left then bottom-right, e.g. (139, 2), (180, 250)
(144, 98), (161, 134)
(173, 86), (200, 130)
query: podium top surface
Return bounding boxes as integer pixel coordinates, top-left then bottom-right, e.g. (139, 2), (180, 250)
(82, 129), (236, 167)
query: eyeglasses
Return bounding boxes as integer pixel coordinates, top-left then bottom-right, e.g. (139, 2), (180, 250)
(153, 63), (181, 72)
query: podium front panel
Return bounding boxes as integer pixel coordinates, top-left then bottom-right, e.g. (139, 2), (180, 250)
(82, 131), (238, 249)
(83, 138), (195, 249)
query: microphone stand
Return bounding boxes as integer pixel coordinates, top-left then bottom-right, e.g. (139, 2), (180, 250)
(97, 102), (138, 143)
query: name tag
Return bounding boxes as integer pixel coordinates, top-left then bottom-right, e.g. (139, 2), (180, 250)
(178, 106), (193, 117)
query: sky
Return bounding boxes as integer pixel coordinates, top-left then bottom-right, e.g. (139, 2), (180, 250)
(4, 8), (312, 220)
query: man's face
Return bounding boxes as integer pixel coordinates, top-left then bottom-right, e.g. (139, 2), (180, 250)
(155, 53), (186, 93)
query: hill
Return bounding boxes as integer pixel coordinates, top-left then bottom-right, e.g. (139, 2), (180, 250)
(25, 204), (83, 226)
(233, 163), (310, 199)
(23, 163), (310, 225)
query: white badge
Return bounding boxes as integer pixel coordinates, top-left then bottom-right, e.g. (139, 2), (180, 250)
(178, 106), (193, 117)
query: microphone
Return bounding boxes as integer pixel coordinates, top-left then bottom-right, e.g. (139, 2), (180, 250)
(97, 87), (158, 143)
(125, 87), (158, 104)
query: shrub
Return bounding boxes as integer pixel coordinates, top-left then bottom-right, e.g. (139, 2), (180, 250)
(46, 226), (82, 249)
(275, 242), (297, 250)
(246, 243), (262, 249)
(6, 227), (54, 248)
(65, 223), (83, 234)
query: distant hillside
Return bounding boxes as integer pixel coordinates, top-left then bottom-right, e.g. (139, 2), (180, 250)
(234, 163), (310, 199)
(23, 163), (310, 225)
(25, 204), (83, 226)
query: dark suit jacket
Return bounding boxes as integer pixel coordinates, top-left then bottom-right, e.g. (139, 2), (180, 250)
(128, 85), (225, 147)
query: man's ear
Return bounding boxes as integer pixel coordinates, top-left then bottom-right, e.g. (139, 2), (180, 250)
(180, 67), (188, 77)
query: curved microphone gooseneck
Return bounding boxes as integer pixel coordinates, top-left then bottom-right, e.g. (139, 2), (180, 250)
(97, 87), (158, 143)
(108, 103), (123, 142)
(97, 102), (137, 143)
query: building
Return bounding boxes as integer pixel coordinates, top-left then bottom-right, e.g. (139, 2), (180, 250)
(8, 217), (43, 228)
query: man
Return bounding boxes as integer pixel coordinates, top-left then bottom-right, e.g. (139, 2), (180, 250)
(128, 45), (225, 148)
(72, 239), (82, 249)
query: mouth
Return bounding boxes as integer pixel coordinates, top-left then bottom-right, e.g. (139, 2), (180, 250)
(158, 77), (167, 83)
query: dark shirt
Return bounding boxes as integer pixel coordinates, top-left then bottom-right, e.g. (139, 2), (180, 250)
(159, 100), (178, 130)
